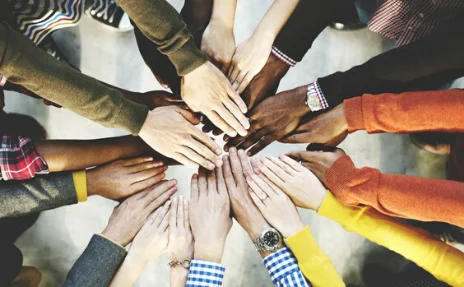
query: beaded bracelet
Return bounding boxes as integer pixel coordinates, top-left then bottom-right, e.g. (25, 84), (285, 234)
(168, 259), (191, 269)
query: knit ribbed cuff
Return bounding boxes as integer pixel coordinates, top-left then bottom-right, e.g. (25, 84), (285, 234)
(168, 37), (208, 76)
(325, 155), (360, 205)
(344, 97), (365, 133)
(115, 99), (149, 136)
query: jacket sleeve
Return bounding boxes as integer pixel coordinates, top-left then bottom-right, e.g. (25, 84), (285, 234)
(343, 90), (464, 134)
(318, 17), (464, 108)
(115, 0), (207, 76)
(63, 234), (127, 287)
(318, 193), (464, 287)
(0, 172), (77, 218)
(0, 22), (148, 135)
(325, 155), (464, 228)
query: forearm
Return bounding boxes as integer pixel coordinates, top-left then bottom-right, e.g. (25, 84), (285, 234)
(35, 136), (151, 172)
(109, 252), (147, 287)
(170, 268), (189, 287)
(344, 90), (464, 134)
(253, 0), (299, 43)
(326, 156), (464, 228)
(210, 0), (237, 29)
(318, 193), (464, 287)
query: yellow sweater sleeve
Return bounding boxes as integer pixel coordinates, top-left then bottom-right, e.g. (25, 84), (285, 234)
(285, 226), (345, 287)
(318, 193), (464, 287)
(72, 170), (88, 202)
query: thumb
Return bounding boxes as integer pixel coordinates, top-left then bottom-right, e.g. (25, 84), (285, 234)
(285, 150), (311, 162)
(177, 108), (201, 125)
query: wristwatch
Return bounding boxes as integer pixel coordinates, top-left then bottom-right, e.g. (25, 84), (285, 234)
(253, 228), (283, 253)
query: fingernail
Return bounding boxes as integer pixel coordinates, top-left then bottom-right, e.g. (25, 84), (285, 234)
(170, 179), (178, 185)
(166, 200), (172, 205)
(215, 149), (222, 155)
(230, 131), (238, 137)
(216, 159), (223, 167)
(146, 157), (153, 161)
(247, 152), (252, 156)
(223, 155), (229, 161)
(208, 163), (215, 170)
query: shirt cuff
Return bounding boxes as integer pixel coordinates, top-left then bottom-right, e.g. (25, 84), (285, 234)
(96, 233), (125, 249)
(271, 46), (297, 67)
(186, 260), (225, 287)
(344, 96), (365, 132)
(263, 248), (310, 287)
(168, 38), (208, 76)
(72, 170), (88, 202)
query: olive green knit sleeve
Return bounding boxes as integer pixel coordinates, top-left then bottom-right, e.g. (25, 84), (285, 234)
(0, 22), (148, 135)
(115, 0), (207, 76)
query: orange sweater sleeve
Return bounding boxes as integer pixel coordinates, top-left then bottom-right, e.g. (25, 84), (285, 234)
(344, 89), (464, 133)
(325, 155), (464, 228)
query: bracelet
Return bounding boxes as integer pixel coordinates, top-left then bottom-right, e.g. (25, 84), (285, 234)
(168, 259), (191, 269)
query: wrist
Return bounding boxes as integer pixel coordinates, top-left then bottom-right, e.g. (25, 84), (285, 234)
(194, 241), (225, 263)
(209, 16), (234, 31)
(292, 86), (312, 116)
(280, 221), (306, 238)
(101, 228), (128, 248)
(247, 221), (272, 242)
(86, 169), (97, 197)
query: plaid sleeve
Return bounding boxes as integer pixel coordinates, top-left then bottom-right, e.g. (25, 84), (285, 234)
(186, 260), (225, 287)
(0, 136), (49, 181)
(263, 248), (311, 287)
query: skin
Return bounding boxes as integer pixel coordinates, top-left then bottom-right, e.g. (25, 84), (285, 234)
(189, 168), (232, 263)
(101, 180), (178, 247)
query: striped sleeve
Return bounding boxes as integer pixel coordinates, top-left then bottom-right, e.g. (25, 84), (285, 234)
(186, 260), (225, 287)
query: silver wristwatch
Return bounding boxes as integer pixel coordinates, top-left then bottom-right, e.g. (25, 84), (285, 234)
(253, 228), (283, 252)
(306, 82), (324, 112)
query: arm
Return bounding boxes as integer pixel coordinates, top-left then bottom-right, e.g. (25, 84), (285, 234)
(325, 155), (464, 228)
(318, 193), (464, 287)
(344, 90), (464, 134)
(0, 22), (148, 135)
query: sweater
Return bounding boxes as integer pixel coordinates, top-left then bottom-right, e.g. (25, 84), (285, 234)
(325, 90), (464, 227)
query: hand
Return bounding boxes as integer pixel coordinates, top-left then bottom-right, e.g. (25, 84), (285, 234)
(189, 168), (232, 263)
(101, 180), (178, 246)
(181, 61), (249, 137)
(167, 196), (194, 262)
(139, 106), (222, 170)
(222, 148), (270, 241)
(280, 103), (348, 147)
(246, 171), (305, 238)
(133, 90), (185, 111)
(287, 148), (346, 184)
(129, 200), (171, 262)
(87, 157), (168, 200)
(201, 19), (236, 73)
(227, 34), (273, 94)
(250, 155), (326, 211)
(226, 87), (310, 156)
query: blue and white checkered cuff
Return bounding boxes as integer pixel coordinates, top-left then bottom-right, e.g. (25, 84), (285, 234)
(263, 248), (311, 287)
(186, 260), (226, 287)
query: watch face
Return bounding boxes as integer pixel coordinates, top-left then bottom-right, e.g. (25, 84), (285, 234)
(263, 230), (280, 248)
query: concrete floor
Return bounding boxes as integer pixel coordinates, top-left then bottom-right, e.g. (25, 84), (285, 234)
(4, 1), (458, 286)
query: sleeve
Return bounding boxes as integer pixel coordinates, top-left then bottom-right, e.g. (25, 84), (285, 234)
(114, 0), (207, 76)
(325, 155), (464, 228)
(317, 193), (464, 287)
(285, 226), (345, 287)
(317, 17), (464, 108)
(63, 234), (127, 287)
(263, 248), (311, 287)
(0, 136), (49, 181)
(0, 172), (77, 218)
(343, 90), (464, 134)
(72, 170), (87, 203)
(0, 22), (149, 135)
(186, 260), (225, 287)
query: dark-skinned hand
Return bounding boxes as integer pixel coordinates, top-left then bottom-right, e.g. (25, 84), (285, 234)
(280, 104), (348, 147)
(225, 86), (310, 156)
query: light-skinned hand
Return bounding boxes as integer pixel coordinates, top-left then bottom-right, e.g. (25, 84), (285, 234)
(246, 172), (305, 238)
(129, 201), (171, 262)
(223, 148), (271, 241)
(201, 19), (236, 73)
(189, 168), (232, 263)
(139, 106), (222, 170)
(168, 196), (193, 262)
(87, 157), (168, 200)
(286, 148), (346, 184)
(251, 155), (326, 211)
(101, 180), (178, 247)
(181, 61), (249, 137)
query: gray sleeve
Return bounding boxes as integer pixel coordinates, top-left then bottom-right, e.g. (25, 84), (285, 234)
(63, 234), (127, 287)
(0, 172), (77, 218)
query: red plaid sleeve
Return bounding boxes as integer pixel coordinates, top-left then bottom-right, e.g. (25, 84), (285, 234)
(0, 136), (49, 181)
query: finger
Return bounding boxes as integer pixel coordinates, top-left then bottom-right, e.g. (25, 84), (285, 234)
(177, 108), (201, 125)
(121, 157), (154, 167)
(228, 147), (246, 186)
(278, 155), (306, 172)
(204, 110), (237, 138)
(226, 82), (248, 114)
(248, 174), (274, 199)
(216, 165), (227, 195)
(257, 172), (282, 196)
(232, 70), (248, 91)
(190, 128), (223, 157)
(250, 157), (261, 175)
(267, 156), (295, 176)
(129, 172), (167, 192)
(223, 98), (250, 130)
(207, 168), (218, 194)
(280, 132), (310, 144)
(178, 195), (184, 228)
(147, 206), (163, 226)
(190, 174), (199, 201)
(132, 166), (168, 183)
(248, 135), (279, 156)
(216, 105), (248, 137)
(172, 152), (200, 169)
(246, 176), (267, 200)
(159, 203), (171, 230)
(249, 188), (267, 211)
(170, 197), (178, 229)
(184, 199), (189, 229)
(286, 151), (311, 162)
(198, 168), (208, 196)
(212, 127), (224, 136)
(227, 65), (241, 84)
(179, 146), (215, 170)
(222, 155), (236, 189)
(143, 179), (178, 204)
(224, 134), (247, 152)
(155, 200), (172, 227)
(255, 158), (285, 187)
(236, 128), (268, 151)
(237, 74), (253, 94)
(128, 161), (166, 174)
(147, 186), (178, 213)
(237, 149), (252, 176)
